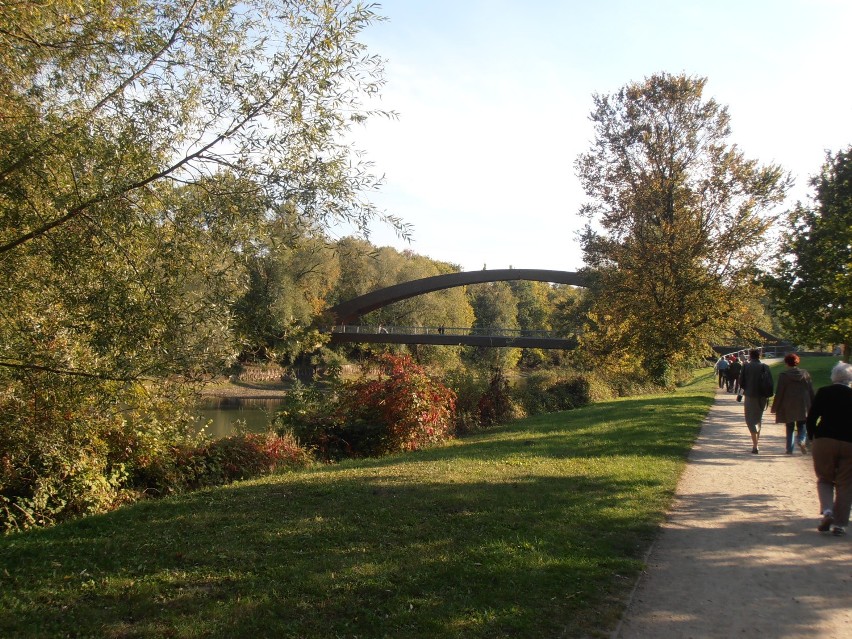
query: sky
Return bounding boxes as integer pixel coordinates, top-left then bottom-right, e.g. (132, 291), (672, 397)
(345, 0), (852, 272)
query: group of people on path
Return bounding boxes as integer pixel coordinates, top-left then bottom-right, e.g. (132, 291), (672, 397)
(714, 353), (743, 393)
(716, 350), (852, 538)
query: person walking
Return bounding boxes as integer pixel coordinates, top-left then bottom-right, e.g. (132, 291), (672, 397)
(728, 356), (743, 394)
(807, 361), (852, 536)
(714, 355), (729, 389)
(739, 349), (773, 454)
(770, 353), (815, 454)
(725, 355), (738, 391)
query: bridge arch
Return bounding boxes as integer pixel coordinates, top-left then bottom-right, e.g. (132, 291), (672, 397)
(325, 269), (588, 324)
(323, 269), (794, 354)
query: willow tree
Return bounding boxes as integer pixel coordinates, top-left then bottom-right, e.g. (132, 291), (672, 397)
(575, 73), (790, 384)
(0, 0), (397, 528)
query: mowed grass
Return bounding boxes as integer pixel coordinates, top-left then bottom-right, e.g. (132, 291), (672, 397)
(0, 371), (718, 639)
(780, 355), (840, 388)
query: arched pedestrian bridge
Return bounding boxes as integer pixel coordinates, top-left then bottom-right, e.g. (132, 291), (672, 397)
(325, 269), (587, 349)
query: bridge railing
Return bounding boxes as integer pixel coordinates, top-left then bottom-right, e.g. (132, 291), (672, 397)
(718, 345), (796, 361)
(331, 324), (565, 339)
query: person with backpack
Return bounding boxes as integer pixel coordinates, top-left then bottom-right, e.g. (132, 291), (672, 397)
(738, 349), (774, 454)
(771, 353), (815, 454)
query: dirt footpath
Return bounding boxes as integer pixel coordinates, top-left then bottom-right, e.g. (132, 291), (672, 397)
(615, 384), (852, 638)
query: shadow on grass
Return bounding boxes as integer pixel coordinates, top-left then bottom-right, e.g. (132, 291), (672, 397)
(3, 472), (657, 638)
(0, 389), (717, 639)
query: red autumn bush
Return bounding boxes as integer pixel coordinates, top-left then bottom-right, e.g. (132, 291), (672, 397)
(337, 354), (456, 456)
(292, 354), (456, 459)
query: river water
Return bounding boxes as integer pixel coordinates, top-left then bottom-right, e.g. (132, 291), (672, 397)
(196, 397), (285, 439)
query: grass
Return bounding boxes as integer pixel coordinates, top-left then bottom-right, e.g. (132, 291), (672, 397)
(764, 354), (838, 390)
(785, 355), (840, 388)
(0, 370), (719, 639)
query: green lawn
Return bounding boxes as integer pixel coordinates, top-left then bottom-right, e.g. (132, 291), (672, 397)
(0, 371), (719, 639)
(783, 355), (840, 388)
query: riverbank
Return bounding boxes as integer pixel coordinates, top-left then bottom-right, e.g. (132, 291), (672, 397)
(200, 377), (290, 399)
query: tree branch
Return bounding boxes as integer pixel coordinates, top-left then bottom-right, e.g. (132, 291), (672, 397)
(0, 15), (325, 256)
(0, 359), (140, 382)
(0, 0), (201, 184)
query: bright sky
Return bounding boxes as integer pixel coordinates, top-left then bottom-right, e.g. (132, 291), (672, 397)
(352, 0), (852, 272)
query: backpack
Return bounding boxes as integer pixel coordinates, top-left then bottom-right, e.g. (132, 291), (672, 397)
(759, 364), (774, 398)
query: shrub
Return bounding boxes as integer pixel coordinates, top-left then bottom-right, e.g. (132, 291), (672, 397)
(603, 370), (663, 397)
(515, 371), (560, 415)
(0, 440), (128, 531)
(339, 354), (456, 455)
(477, 367), (524, 426)
(0, 366), (312, 531)
(0, 375), (149, 531)
(132, 432), (312, 496)
(273, 381), (348, 458)
(131, 444), (207, 496)
(584, 371), (616, 402)
(515, 370), (612, 416)
(288, 354), (456, 459)
(443, 367), (490, 434)
(201, 432), (311, 484)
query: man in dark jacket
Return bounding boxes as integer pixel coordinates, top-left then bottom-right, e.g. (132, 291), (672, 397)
(739, 349), (773, 454)
(728, 356), (743, 393)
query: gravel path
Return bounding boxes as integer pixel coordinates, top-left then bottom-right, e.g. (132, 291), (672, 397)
(615, 384), (852, 638)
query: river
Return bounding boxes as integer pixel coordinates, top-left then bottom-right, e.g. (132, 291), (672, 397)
(196, 397), (285, 439)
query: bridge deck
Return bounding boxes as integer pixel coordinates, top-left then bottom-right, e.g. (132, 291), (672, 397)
(328, 325), (578, 349)
(329, 332), (578, 349)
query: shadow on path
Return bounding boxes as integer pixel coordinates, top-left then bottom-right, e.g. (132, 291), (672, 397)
(615, 387), (852, 639)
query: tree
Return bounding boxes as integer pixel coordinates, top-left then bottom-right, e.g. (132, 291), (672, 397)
(0, 0), (396, 528)
(575, 73), (790, 384)
(365, 248), (473, 368)
(509, 279), (550, 369)
(1, 0), (396, 379)
(465, 282), (520, 370)
(232, 204), (339, 364)
(766, 148), (852, 360)
(326, 243), (474, 368)
(543, 284), (586, 368)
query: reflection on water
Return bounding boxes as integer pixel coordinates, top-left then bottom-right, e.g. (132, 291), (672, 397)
(196, 397), (285, 439)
